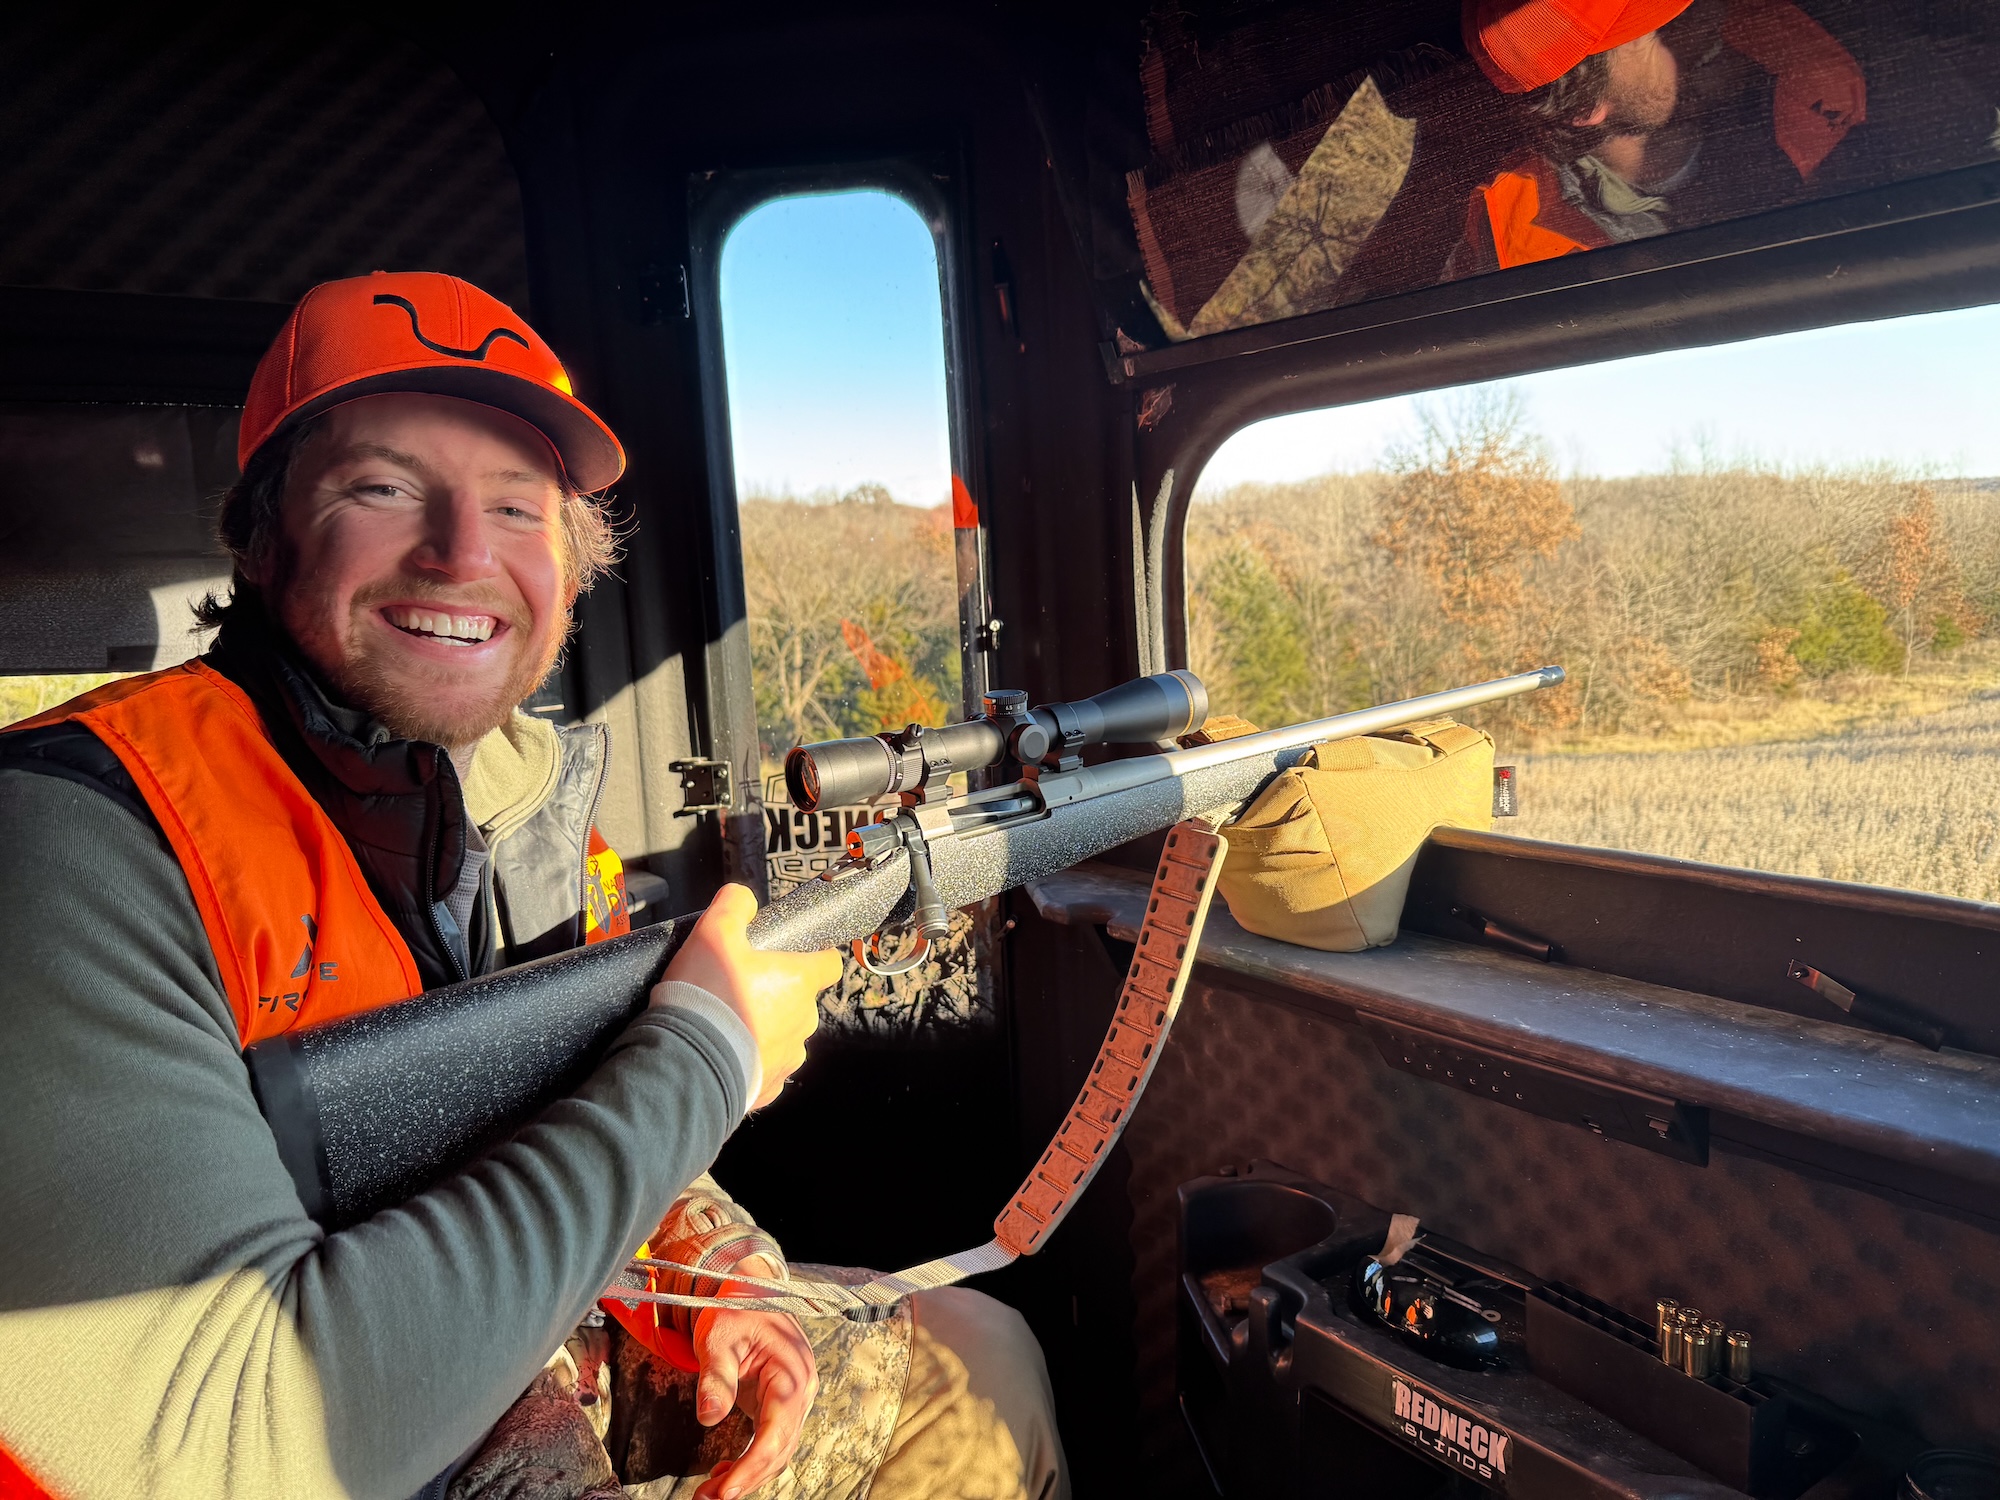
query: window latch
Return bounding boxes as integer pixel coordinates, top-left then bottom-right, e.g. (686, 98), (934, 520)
(669, 758), (733, 817)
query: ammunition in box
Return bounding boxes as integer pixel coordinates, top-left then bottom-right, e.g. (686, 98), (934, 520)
(1686, 1324), (1714, 1378)
(1726, 1330), (1752, 1383)
(1676, 1310), (1701, 1374)
(1675, 1308), (1701, 1373)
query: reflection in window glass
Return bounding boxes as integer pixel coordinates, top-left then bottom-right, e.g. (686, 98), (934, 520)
(1187, 304), (2000, 901)
(719, 189), (990, 1038)
(1128, 1), (2000, 341)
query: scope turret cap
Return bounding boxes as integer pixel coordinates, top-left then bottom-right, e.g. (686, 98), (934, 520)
(1464, 0), (1693, 94)
(239, 271), (625, 491)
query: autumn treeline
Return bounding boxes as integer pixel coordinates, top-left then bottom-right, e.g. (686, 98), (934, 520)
(736, 413), (1999, 763)
(738, 484), (962, 763)
(1187, 399), (2000, 740)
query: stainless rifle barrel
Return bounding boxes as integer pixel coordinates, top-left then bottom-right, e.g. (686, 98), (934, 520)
(1164, 666), (1566, 775)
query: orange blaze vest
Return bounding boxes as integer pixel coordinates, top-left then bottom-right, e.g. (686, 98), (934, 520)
(4, 661), (631, 1498)
(10, 659), (628, 1044)
(13, 661), (422, 1043)
(0, 1444), (47, 1500)
(1475, 164), (1598, 272)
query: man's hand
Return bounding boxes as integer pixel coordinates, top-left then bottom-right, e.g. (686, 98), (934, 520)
(659, 883), (840, 1108)
(689, 1279), (818, 1500)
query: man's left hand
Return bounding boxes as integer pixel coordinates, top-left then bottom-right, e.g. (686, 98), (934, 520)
(691, 1289), (818, 1500)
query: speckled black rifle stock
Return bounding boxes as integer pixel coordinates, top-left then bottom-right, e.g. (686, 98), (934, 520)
(245, 667), (1561, 1228)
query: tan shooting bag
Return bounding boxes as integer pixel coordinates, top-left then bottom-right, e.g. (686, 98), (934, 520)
(1217, 717), (1493, 952)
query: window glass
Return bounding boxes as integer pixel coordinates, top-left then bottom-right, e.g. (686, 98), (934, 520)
(1187, 302), (2000, 901)
(0, 674), (130, 730)
(719, 189), (989, 1036)
(1124, 1), (2000, 342)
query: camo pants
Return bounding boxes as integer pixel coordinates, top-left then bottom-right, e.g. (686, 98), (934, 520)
(448, 1276), (1066, 1500)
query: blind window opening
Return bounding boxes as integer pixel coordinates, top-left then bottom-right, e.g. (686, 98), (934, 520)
(717, 187), (990, 1039)
(1185, 302), (2000, 903)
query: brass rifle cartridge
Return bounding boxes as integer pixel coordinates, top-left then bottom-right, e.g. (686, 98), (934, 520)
(1685, 1324), (1715, 1378)
(1667, 1308), (1694, 1370)
(1725, 1330), (1752, 1383)
(1699, 1320), (1726, 1378)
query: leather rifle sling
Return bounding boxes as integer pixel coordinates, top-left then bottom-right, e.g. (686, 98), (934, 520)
(606, 818), (1229, 1320)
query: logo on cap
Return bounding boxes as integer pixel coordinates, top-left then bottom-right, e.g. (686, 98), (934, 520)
(372, 293), (532, 363)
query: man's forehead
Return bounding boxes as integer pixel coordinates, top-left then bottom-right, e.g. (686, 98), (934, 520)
(315, 439), (564, 489)
(313, 394), (567, 486)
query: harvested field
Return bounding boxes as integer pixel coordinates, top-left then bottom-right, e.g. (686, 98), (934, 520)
(1510, 688), (2000, 904)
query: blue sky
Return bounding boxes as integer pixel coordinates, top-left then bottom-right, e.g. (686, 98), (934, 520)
(720, 190), (953, 506)
(716, 190), (2000, 502)
(1200, 301), (2000, 490)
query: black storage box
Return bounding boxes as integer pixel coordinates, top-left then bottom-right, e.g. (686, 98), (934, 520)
(1177, 1162), (1860, 1499)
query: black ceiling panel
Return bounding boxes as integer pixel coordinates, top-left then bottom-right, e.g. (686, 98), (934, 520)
(0, 5), (527, 309)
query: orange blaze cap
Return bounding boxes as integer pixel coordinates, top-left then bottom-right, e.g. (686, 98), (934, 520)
(239, 271), (625, 491)
(1464, 0), (1695, 93)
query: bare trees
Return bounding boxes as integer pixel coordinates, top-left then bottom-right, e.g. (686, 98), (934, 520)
(1183, 475), (1377, 726)
(1375, 397), (1578, 646)
(1189, 397), (1595, 734)
(736, 418), (1998, 767)
(1372, 396), (1586, 732)
(1187, 402), (1998, 745)
(738, 485), (960, 762)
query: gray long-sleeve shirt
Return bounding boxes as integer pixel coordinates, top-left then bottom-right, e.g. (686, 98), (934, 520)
(0, 769), (750, 1499)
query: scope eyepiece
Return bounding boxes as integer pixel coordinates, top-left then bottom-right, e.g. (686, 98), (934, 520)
(784, 670), (1210, 812)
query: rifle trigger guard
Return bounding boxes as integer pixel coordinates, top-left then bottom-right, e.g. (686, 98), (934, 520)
(852, 930), (932, 977)
(846, 813), (953, 979)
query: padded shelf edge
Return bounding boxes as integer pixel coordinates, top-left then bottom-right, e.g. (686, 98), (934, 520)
(1025, 864), (2000, 1204)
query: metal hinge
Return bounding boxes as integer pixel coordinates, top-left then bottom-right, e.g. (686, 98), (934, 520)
(669, 758), (732, 817)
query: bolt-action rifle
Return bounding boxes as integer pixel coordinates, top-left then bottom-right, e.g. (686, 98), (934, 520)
(246, 665), (1563, 1229)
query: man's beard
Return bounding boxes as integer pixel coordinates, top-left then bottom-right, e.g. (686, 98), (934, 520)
(276, 567), (569, 750)
(339, 623), (565, 750)
(346, 582), (566, 749)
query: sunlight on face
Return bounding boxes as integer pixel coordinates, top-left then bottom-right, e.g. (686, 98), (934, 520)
(258, 393), (573, 749)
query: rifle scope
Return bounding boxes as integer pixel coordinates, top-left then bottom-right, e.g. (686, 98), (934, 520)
(785, 669), (1208, 812)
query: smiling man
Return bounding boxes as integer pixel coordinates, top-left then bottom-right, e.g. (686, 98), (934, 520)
(0, 273), (1064, 1500)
